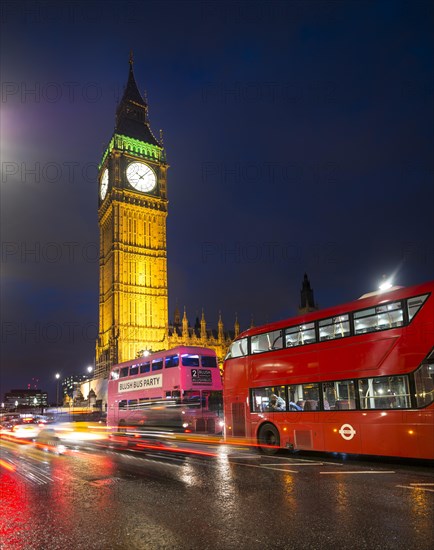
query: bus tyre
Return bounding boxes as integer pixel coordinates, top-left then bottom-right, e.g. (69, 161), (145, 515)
(258, 423), (280, 455)
(118, 420), (126, 433)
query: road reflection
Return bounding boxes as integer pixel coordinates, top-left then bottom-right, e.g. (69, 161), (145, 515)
(1, 434), (433, 550)
(1, 471), (31, 550)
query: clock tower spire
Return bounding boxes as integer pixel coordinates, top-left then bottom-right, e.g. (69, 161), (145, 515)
(95, 57), (169, 378)
(115, 56), (159, 146)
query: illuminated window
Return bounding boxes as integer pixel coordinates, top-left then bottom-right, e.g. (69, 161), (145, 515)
(251, 330), (283, 354)
(319, 314), (350, 341)
(414, 362), (434, 407)
(407, 294), (429, 321)
(354, 301), (403, 335)
(251, 386), (287, 412)
(359, 375), (410, 409)
(323, 380), (356, 410)
(288, 383), (320, 411)
(225, 338), (248, 359)
(285, 323), (316, 347)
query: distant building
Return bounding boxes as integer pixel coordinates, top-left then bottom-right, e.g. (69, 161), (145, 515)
(3, 389), (48, 411)
(62, 374), (91, 401)
(167, 308), (237, 368)
(298, 273), (318, 315)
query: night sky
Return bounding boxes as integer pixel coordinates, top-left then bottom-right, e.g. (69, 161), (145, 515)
(1, 0), (433, 400)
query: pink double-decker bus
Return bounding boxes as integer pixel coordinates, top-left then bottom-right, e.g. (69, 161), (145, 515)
(107, 346), (224, 434)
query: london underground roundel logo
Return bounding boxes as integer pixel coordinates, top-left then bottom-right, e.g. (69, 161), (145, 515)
(339, 423), (356, 441)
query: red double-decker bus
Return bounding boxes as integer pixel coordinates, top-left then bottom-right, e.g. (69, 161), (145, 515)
(223, 281), (434, 459)
(107, 346), (223, 434)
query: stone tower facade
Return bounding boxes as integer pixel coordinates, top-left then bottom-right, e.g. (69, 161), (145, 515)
(95, 56), (169, 378)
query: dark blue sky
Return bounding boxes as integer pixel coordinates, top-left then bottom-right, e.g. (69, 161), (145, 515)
(1, 0), (433, 399)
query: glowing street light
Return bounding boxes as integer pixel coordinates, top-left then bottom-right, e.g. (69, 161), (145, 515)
(55, 373), (61, 411)
(379, 280), (393, 292)
(379, 274), (393, 292)
(87, 366), (93, 411)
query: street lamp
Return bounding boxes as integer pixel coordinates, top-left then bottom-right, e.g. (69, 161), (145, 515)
(379, 279), (393, 291)
(87, 366), (93, 412)
(55, 373), (60, 412)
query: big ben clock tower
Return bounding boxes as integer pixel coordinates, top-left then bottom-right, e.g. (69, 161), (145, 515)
(95, 55), (168, 378)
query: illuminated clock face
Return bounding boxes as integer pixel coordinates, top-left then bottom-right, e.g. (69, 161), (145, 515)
(100, 168), (109, 200)
(126, 162), (156, 192)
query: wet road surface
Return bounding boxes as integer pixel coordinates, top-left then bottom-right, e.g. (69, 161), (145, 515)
(1, 437), (433, 549)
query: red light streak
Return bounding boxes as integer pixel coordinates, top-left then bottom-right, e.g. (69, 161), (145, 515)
(0, 459), (16, 472)
(0, 433), (33, 446)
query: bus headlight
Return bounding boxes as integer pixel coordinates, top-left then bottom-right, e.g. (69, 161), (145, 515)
(182, 422), (189, 428)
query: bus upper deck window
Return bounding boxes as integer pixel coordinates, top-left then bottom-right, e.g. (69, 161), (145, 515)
(152, 359), (163, 371)
(165, 355), (179, 368)
(251, 330), (283, 354)
(140, 362), (150, 374)
(182, 354), (200, 367)
(285, 323), (316, 347)
(120, 367), (129, 378)
(129, 365), (139, 376)
(407, 294), (429, 321)
(226, 338), (248, 359)
(201, 355), (217, 368)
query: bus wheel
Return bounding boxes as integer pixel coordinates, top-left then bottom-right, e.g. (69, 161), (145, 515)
(258, 423), (280, 455)
(118, 420), (126, 433)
